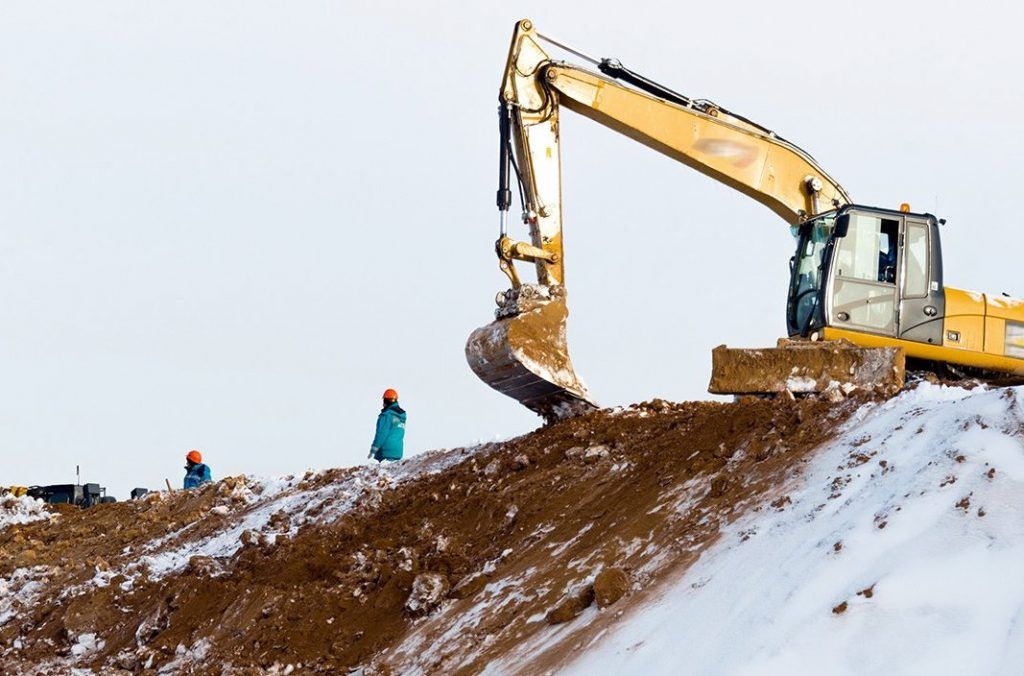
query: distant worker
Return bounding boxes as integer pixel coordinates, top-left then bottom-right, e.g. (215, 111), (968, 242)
(183, 449), (213, 489)
(368, 388), (406, 462)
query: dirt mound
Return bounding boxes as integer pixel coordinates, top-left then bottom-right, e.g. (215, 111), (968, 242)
(0, 394), (865, 674)
(593, 568), (629, 608)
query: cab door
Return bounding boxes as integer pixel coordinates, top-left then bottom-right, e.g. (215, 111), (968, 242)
(897, 217), (945, 345)
(828, 211), (900, 336)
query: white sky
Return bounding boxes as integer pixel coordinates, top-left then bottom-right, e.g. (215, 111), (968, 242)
(2, 1), (1022, 497)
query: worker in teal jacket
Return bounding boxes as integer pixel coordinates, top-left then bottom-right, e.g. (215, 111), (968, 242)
(183, 449), (213, 489)
(369, 388), (406, 462)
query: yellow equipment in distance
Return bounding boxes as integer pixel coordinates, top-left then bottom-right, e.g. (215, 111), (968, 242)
(467, 19), (1024, 420)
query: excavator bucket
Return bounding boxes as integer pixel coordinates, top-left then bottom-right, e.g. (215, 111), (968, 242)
(708, 339), (906, 397)
(466, 287), (597, 423)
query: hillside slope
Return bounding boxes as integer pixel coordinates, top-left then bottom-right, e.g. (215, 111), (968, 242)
(560, 383), (1024, 676)
(2, 384), (1020, 674)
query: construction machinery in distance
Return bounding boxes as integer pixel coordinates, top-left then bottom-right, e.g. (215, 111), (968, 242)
(3, 466), (150, 507)
(466, 19), (1024, 420)
(2, 483), (117, 507)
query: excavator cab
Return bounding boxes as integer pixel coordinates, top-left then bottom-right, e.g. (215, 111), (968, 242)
(787, 205), (945, 347)
(714, 203), (1024, 394)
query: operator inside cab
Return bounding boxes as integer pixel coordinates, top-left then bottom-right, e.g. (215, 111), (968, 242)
(877, 221), (898, 284)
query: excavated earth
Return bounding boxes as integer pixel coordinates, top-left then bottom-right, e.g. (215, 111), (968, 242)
(0, 395), (870, 674)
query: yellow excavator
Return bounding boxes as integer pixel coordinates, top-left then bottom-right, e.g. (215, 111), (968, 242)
(466, 19), (1024, 421)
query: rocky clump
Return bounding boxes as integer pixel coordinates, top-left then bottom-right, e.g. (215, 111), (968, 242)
(545, 584), (596, 625)
(405, 573), (450, 617)
(594, 568), (630, 608)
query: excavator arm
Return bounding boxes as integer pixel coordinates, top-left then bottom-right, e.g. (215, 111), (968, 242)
(495, 19), (850, 285)
(466, 19), (852, 420)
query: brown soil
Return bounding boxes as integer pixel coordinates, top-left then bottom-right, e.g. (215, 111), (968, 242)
(0, 394), (866, 674)
(593, 568), (630, 608)
(857, 584), (875, 599)
(545, 585), (596, 626)
(709, 340), (904, 395)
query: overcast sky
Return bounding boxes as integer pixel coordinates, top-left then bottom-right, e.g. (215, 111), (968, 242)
(2, 1), (1022, 497)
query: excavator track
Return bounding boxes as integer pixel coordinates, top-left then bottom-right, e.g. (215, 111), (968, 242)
(466, 286), (597, 423)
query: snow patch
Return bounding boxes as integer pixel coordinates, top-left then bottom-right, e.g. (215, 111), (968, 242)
(0, 495), (53, 530)
(562, 384), (1024, 675)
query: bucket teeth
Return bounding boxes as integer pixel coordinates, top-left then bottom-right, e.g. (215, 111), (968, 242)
(708, 340), (905, 396)
(466, 289), (596, 423)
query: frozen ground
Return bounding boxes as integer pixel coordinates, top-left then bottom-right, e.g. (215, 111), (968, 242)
(5, 385), (1023, 674)
(0, 495), (53, 530)
(561, 383), (1024, 675)
(0, 446), (474, 674)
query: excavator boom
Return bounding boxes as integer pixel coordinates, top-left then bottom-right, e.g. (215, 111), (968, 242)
(548, 62), (850, 224)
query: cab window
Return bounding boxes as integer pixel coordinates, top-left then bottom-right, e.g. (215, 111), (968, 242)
(903, 222), (928, 297)
(835, 214), (899, 284)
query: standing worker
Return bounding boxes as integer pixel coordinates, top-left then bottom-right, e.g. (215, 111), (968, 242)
(183, 449), (213, 489)
(368, 388), (406, 462)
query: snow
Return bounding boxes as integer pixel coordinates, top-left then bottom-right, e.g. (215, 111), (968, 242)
(12, 384), (1024, 674)
(0, 495), (53, 529)
(562, 383), (1024, 675)
(963, 289), (986, 303)
(0, 566), (51, 626)
(0, 498), (56, 627)
(392, 566), (548, 674)
(69, 632), (104, 658)
(132, 446), (471, 581)
(785, 375), (817, 393)
(154, 639), (211, 674)
(986, 294), (1024, 310)
(1, 445), (479, 673)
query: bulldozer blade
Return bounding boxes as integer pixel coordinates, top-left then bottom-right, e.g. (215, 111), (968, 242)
(708, 339), (905, 396)
(466, 294), (597, 423)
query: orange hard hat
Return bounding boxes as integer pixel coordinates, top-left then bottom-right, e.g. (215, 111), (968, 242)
(186, 450), (203, 464)
(382, 388), (399, 401)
